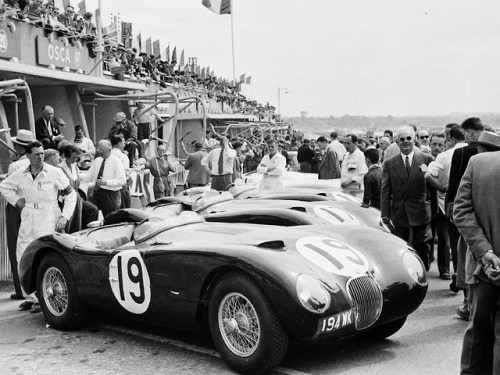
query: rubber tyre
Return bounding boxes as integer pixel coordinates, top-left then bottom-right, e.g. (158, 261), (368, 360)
(364, 317), (407, 339)
(36, 252), (86, 330)
(208, 273), (289, 375)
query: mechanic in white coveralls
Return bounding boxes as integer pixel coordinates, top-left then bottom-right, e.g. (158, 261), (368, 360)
(257, 139), (286, 190)
(0, 141), (77, 312)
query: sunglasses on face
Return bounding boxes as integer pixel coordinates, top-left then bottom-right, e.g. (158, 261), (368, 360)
(419, 135), (429, 139)
(399, 136), (412, 142)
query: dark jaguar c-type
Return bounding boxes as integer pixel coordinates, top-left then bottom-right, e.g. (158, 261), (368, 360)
(19, 209), (427, 375)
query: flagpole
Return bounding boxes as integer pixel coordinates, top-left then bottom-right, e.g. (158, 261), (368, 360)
(230, 0), (236, 86)
(95, 0), (103, 77)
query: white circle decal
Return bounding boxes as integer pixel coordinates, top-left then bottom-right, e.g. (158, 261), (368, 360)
(109, 250), (151, 314)
(0, 30), (8, 53)
(296, 236), (369, 276)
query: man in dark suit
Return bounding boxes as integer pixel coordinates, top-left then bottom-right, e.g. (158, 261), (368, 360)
(317, 136), (340, 179)
(446, 117), (484, 319)
(297, 139), (314, 173)
(363, 148), (382, 209)
(381, 126), (436, 270)
(453, 133), (500, 374)
(34, 105), (63, 149)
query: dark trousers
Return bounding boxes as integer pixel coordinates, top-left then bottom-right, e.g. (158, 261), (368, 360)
(90, 189), (121, 218)
(300, 162), (312, 173)
(431, 210), (450, 273)
(81, 200), (99, 228)
(211, 174), (232, 192)
(124, 140), (144, 167)
(448, 219), (460, 273)
(6, 203), (23, 296)
(120, 186), (131, 209)
(137, 123), (150, 141)
(395, 224), (431, 271)
(188, 183), (207, 188)
(460, 281), (500, 374)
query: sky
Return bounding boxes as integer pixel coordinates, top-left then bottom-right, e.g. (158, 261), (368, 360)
(81, 0), (500, 117)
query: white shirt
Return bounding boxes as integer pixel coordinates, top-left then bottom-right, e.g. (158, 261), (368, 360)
(71, 136), (95, 155)
(257, 152), (286, 190)
(327, 140), (346, 162)
(81, 154), (127, 191)
(425, 142), (467, 213)
(111, 148), (130, 173)
(201, 147), (237, 175)
(400, 150), (415, 167)
(8, 155), (30, 175)
(341, 148), (368, 188)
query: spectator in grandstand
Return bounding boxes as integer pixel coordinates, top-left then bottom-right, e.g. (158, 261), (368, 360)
(341, 134), (368, 190)
(57, 4), (75, 27)
(363, 148), (382, 209)
(82, 11), (96, 35)
(317, 136), (340, 180)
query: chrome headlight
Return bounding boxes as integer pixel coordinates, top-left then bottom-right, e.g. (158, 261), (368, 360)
(402, 250), (427, 286)
(296, 274), (331, 314)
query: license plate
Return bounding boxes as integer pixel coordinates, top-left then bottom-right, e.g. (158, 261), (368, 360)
(319, 310), (353, 333)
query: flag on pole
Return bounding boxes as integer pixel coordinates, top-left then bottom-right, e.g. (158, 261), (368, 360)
(145, 37), (152, 55)
(136, 33), (142, 52)
(202, 0), (231, 15)
(165, 45), (170, 62)
(179, 50), (185, 67)
(211, 70), (215, 76)
(246, 76), (251, 84)
(196, 65), (201, 76)
(103, 21), (119, 47)
(153, 40), (161, 58)
(77, 0), (86, 15)
(239, 73), (246, 83)
(121, 22), (133, 49)
(171, 47), (177, 63)
(201, 67), (206, 79)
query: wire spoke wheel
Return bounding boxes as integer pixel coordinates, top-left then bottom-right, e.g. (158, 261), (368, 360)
(42, 266), (69, 316)
(218, 292), (261, 357)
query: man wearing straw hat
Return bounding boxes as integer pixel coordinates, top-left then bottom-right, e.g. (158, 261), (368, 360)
(4, 129), (34, 300)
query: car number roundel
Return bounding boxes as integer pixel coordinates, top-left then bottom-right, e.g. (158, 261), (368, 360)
(296, 236), (369, 276)
(109, 250), (151, 314)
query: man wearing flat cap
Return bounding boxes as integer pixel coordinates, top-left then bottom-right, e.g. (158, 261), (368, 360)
(108, 112), (141, 167)
(454, 130), (500, 373)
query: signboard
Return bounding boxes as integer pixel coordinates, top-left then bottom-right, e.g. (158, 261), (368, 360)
(0, 25), (21, 59)
(36, 35), (93, 72)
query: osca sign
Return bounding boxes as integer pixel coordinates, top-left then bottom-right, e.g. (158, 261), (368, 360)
(47, 43), (81, 67)
(0, 30), (8, 54)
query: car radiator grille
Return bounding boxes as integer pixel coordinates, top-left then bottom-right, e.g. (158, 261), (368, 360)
(346, 275), (383, 330)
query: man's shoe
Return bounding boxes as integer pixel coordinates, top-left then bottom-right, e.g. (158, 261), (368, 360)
(19, 301), (33, 311)
(440, 272), (452, 280)
(30, 303), (42, 314)
(456, 304), (470, 321)
(10, 294), (24, 300)
(450, 274), (460, 293)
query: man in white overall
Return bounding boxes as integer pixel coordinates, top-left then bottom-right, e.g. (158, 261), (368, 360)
(0, 141), (76, 312)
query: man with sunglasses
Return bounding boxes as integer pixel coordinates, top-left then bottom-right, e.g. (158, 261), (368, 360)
(417, 130), (431, 153)
(381, 126), (436, 270)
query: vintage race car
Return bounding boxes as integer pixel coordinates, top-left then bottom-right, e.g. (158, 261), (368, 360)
(20, 210), (427, 375)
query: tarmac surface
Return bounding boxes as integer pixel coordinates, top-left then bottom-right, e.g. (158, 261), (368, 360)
(0, 263), (466, 375)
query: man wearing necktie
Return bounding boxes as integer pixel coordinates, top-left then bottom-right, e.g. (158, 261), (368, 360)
(381, 126), (436, 270)
(201, 135), (236, 192)
(34, 105), (64, 149)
